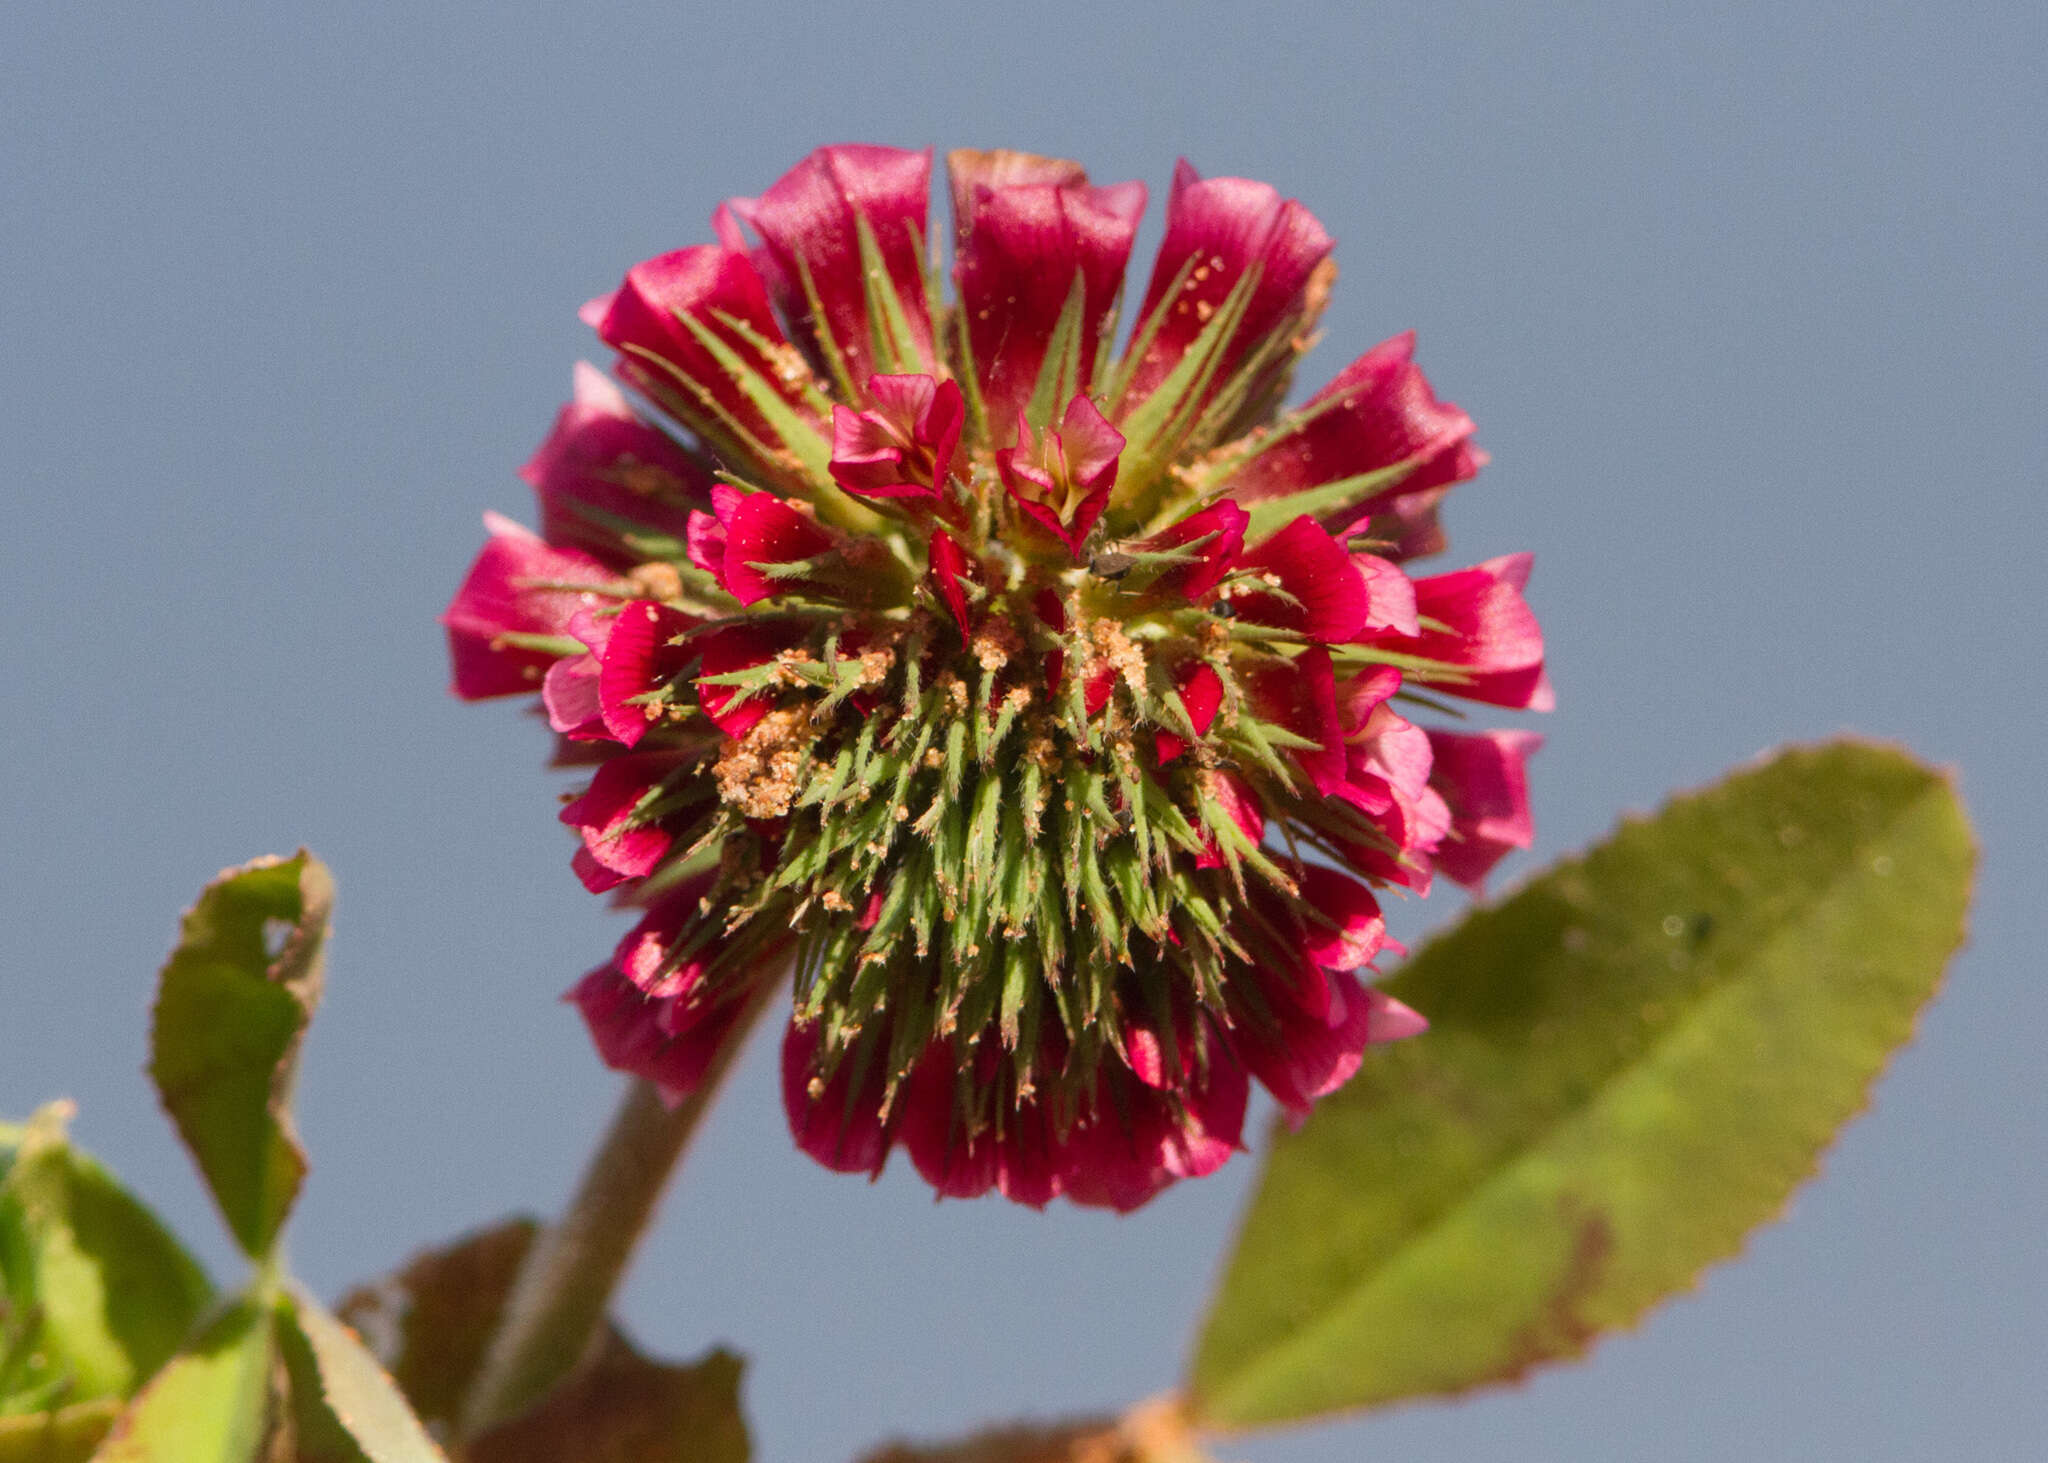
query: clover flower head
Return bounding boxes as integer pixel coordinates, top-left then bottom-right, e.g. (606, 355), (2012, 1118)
(444, 144), (1549, 1210)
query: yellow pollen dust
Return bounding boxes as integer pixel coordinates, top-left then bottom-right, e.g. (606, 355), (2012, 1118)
(626, 562), (683, 601)
(613, 460), (682, 498)
(971, 618), (1020, 672)
(713, 707), (816, 819)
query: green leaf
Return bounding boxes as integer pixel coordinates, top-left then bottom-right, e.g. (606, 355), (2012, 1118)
(86, 1299), (273, 1463)
(1187, 741), (1974, 1427)
(0, 1104), (212, 1411)
(148, 852), (332, 1261)
(465, 1331), (749, 1463)
(0, 1399), (120, 1463)
(279, 1286), (446, 1463)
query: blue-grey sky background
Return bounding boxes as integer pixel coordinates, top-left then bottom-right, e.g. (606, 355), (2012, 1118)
(4, 3), (2042, 1459)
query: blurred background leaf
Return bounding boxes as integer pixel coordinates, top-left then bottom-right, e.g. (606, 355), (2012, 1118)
(1, 1105), (212, 1415)
(1189, 741), (1974, 1427)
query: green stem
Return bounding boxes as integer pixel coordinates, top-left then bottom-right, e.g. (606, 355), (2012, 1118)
(456, 990), (770, 1439)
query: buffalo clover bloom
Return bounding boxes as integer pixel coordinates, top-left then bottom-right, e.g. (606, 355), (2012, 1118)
(444, 145), (1548, 1210)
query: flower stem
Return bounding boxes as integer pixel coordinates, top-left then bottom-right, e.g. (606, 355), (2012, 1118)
(456, 993), (769, 1439)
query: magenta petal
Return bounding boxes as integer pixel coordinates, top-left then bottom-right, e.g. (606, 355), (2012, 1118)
(597, 601), (696, 747)
(1143, 499), (1248, 603)
(695, 621), (795, 736)
(1337, 664), (1403, 733)
(1123, 161), (1334, 413)
(781, 1021), (891, 1177)
(569, 963), (744, 1104)
(720, 494), (836, 606)
(1353, 554), (1419, 636)
(895, 1043), (1065, 1205)
(591, 246), (813, 458)
(559, 751), (684, 885)
(898, 1049), (997, 1200)
(828, 374), (963, 500)
(1156, 661), (1224, 764)
(441, 514), (614, 699)
(542, 652), (606, 739)
(1244, 647), (1348, 798)
(928, 527), (972, 633)
(1221, 332), (1482, 530)
(1295, 865), (1387, 972)
(1362, 554), (1549, 709)
(1233, 515), (1372, 643)
(523, 362), (711, 566)
(996, 398), (1125, 557)
(952, 151), (1146, 425)
(1428, 727), (1543, 890)
(1233, 969), (1414, 1116)
(1195, 769), (1267, 870)
(733, 145), (935, 384)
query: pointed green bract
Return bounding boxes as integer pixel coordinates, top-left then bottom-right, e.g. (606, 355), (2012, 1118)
(1021, 272), (1089, 438)
(86, 1300), (273, 1463)
(148, 852), (331, 1261)
(0, 1105), (212, 1412)
(1236, 459), (1418, 545)
(1187, 741), (1974, 1427)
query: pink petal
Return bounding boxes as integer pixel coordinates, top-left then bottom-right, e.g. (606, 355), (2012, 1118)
(1155, 661), (1223, 764)
(441, 514), (614, 699)
(559, 751), (685, 885)
(1427, 727), (1543, 890)
(731, 145), (935, 384)
(719, 494), (836, 606)
(1122, 161), (1334, 415)
(1353, 554), (1419, 636)
(542, 652), (606, 739)
(781, 1021), (891, 1177)
(928, 527), (972, 633)
(1360, 554), (1549, 710)
(590, 245), (813, 459)
(521, 363), (711, 566)
(597, 600), (696, 747)
(1232, 515), (1373, 642)
(951, 150), (1146, 425)
(1142, 499), (1248, 604)
(1221, 332), (1482, 531)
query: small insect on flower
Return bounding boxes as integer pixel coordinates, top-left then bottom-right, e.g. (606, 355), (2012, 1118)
(443, 145), (1550, 1209)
